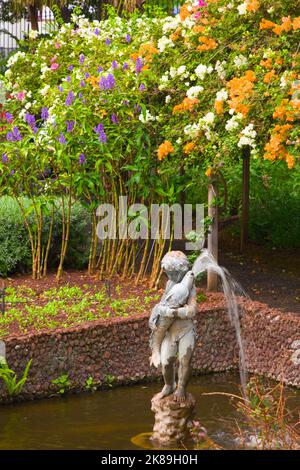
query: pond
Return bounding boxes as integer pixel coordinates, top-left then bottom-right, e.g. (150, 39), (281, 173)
(0, 372), (299, 450)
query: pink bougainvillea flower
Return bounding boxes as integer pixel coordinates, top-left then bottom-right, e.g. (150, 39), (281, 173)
(51, 63), (59, 70)
(16, 91), (25, 101)
(50, 56), (57, 63)
(55, 43), (61, 49)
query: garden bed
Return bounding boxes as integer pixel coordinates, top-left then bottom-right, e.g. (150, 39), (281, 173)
(0, 271), (162, 338)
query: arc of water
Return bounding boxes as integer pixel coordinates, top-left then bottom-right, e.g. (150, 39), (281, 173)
(192, 249), (248, 399)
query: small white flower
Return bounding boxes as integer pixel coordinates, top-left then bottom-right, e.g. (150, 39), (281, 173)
(194, 64), (207, 80)
(234, 54), (248, 69)
(186, 85), (204, 99)
(203, 112), (215, 125)
(138, 109), (156, 123)
(216, 88), (228, 101)
(165, 95), (171, 104)
(29, 30), (39, 40)
(237, 2), (247, 15)
(25, 102), (32, 110)
(40, 85), (51, 96)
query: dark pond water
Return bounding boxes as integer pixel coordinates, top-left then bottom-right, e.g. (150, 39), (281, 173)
(0, 372), (299, 450)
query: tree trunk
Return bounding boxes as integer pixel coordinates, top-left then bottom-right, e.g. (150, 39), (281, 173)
(207, 179), (218, 291)
(28, 4), (39, 31)
(240, 146), (250, 252)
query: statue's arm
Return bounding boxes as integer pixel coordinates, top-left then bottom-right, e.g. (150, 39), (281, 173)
(174, 287), (198, 319)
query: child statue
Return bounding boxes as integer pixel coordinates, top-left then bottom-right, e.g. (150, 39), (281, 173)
(149, 251), (197, 402)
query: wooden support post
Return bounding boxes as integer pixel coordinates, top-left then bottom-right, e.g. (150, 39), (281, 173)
(240, 146), (250, 252)
(207, 179), (218, 291)
(29, 4), (39, 31)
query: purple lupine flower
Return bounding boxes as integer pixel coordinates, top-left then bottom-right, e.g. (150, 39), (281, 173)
(25, 112), (36, 127)
(97, 66), (103, 73)
(135, 57), (143, 74)
(5, 112), (13, 123)
(7, 126), (22, 142)
(134, 104), (142, 114)
(80, 80), (85, 88)
(79, 54), (85, 65)
(122, 99), (129, 106)
(99, 75), (107, 90)
(68, 65), (74, 71)
(139, 84), (146, 91)
(78, 153), (86, 165)
(78, 92), (83, 99)
(94, 123), (107, 143)
(122, 62), (129, 71)
(10, 170), (15, 175)
(111, 113), (118, 124)
(105, 38), (111, 46)
(94, 28), (100, 36)
(85, 72), (90, 79)
(66, 76), (71, 83)
(125, 33), (131, 43)
(112, 60), (118, 70)
(106, 73), (115, 89)
(65, 90), (75, 106)
(66, 120), (75, 132)
(1, 153), (9, 163)
(57, 85), (63, 92)
(59, 132), (66, 144)
(41, 106), (49, 120)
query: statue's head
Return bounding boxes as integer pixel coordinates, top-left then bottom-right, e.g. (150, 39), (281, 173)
(161, 251), (190, 283)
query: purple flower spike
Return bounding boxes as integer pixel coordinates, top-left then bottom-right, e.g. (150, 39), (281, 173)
(97, 66), (103, 73)
(79, 54), (85, 65)
(65, 90), (75, 106)
(66, 120), (75, 132)
(41, 107), (49, 120)
(105, 38), (111, 46)
(94, 123), (106, 144)
(59, 132), (66, 144)
(125, 33), (131, 43)
(66, 76), (71, 83)
(94, 28), (100, 36)
(79, 153), (86, 165)
(112, 60), (118, 70)
(139, 83), (146, 91)
(25, 112), (36, 128)
(68, 65), (74, 71)
(2, 153), (9, 163)
(134, 104), (142, 114)
(135, 57), (143, 75)
(106, 73), (115, 89)
(122, 62), (129, 71)
(122, 99), (129, 106)
(111, 113), (118, 124)
(57, 85), (63, 92)
(80, 80), (85, 88)
(5, 112), (13, 123)
(85, 72), (90, 79)
(7, 126), (22, 142)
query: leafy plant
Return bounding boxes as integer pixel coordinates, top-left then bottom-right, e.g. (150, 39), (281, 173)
(104, 374), (115, 388)
(51, 373), (71, 394)
(0, 358), (32, 397)
(85, 376), (98, 392)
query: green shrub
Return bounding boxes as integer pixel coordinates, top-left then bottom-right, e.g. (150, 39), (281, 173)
(0, 196), (91, 276)
(0, 196), (31, 276)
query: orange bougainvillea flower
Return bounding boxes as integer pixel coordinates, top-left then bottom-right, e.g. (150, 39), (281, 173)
(173, 97), (199, 114)
(179, 4), (191, 21)
(260, 58), (273, 69)
(193, 25), (206, 34)
(197, 36), (218, 51)
(259, 18), (276, 30)
(157, 141), (174, 161)
(214, 100), (224, 114)
(205, 168), (213, 177)
(293, 17), (300, 29)
(263, 124), (293, 167)
(130, 53), (139, 61)
(138, 42), (159, 63)
(273, 16), (292, 35)
(86, 76), (100, 88)
(246, 0), (260, 12)
(183, 142), (196, 154)
(263, 69), (277, 83)
(227, 70), (256, 116)
(286, 154), (295, 169)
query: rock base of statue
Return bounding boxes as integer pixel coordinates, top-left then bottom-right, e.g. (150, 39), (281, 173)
(150, 392), (196, 446)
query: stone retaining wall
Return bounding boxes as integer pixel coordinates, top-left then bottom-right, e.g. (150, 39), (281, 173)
(1, 298), (300, 402)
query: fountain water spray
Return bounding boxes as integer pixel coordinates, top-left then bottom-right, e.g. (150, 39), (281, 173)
(192, 249), (248, 399)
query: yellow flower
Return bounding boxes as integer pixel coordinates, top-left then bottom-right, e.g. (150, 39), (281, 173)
(205, 168), (213, 177)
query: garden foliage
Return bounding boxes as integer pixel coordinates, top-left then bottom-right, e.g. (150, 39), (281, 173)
(0, 0), (299, 281)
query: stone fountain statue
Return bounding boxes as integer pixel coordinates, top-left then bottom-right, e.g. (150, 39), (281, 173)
(149, 251), (197, 445)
